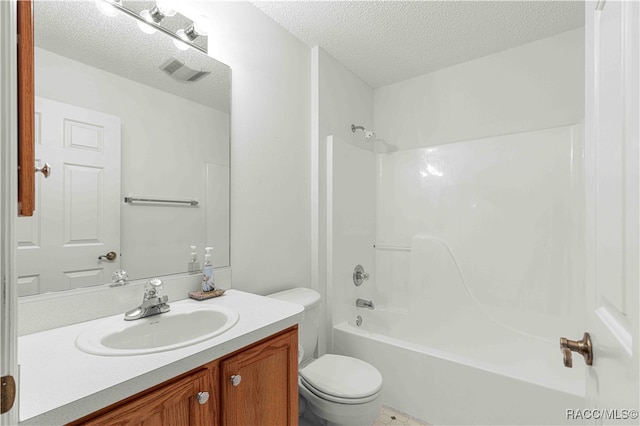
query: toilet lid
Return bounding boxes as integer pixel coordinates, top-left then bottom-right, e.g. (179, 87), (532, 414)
(299, 354), (382, 399)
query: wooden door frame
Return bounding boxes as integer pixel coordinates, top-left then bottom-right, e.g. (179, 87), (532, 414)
(1, 0), (20, 424)
(17, 0), (34, 217)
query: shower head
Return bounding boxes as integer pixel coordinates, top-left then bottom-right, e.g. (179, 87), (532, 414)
(351, 124), (376, 141)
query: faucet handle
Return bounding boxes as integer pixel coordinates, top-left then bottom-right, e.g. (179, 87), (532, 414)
(353, 265), (370, 286)
(144, 278), (164, 299)
(110, 270), (128, 286)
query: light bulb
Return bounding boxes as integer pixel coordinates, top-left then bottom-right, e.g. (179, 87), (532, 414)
(137, 10), (157, 34)
(178, 20), (209, 43)
(176, 28), (190, 42)
(156, 0), (177, 17)
(192, 18), (210, 36)
(173, 32), (190, 50)
(95, 0), (121, 17)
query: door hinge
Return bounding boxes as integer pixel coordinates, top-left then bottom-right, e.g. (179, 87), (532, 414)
(1, 375), (16, 414)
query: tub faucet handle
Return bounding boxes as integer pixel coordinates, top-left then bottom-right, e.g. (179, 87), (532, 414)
(559, 332), (593, 368)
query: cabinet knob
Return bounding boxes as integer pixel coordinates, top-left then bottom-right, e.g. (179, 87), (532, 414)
(230, 375), (241, 386)
(196, 391), (209, 405)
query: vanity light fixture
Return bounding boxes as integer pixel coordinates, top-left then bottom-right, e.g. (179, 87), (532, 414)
(94, 0), (209, 54)
(147, 0), (177, 23)
(178, 21), (207, 42)
(173, 19), (209, 50)
(138, 1), (176, 34)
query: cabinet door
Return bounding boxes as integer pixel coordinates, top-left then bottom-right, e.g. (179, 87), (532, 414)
(221, 327), (298, 426)
(76, 369), (215, 426)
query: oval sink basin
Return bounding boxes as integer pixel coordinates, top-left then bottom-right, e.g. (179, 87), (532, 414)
(76, 304), (239, 356)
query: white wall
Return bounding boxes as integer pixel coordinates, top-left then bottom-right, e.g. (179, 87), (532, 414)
(183, 1), (311, 295)
(375, 28), (584, 150)
(33, 48), (230, 284)
(318, 48), (374, 143)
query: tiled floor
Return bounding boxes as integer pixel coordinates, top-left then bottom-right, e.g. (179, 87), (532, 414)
(373, 406), (431, 426)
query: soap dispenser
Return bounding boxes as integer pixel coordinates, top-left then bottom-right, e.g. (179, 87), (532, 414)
(188, 245), (200, 274)
(202, 247), (215, 292)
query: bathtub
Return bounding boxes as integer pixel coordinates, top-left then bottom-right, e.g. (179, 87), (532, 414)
(333, 313), (586, 425)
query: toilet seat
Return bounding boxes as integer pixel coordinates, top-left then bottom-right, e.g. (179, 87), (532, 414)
(300, 376), (381, 404)
(299, 354), (382, 404)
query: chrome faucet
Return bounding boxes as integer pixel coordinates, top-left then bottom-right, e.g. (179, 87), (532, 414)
(356, 298), (375, 310)
(124, 278), (170, 321)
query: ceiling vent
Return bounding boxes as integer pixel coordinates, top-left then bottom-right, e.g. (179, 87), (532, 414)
(159, 58), (211, 83)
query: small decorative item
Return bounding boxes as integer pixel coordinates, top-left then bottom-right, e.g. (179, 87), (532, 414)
(189, 289), (225, 301)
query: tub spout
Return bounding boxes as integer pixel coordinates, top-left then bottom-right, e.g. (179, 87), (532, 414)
(356, 298), (375, 310)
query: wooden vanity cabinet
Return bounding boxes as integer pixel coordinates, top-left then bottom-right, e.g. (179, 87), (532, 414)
(69, 326), (297, 426)
(76, 367), (216, 426)
(221, 326), (298, 425)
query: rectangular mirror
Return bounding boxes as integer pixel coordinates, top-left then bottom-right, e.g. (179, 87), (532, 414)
(16, 0), (230, 296)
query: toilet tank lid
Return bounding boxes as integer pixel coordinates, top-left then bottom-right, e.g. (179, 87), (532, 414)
(268, 287), (321, 309)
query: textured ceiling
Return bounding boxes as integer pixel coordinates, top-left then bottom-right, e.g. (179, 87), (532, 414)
(251, 1), (585, 88)
(34, 1), (230, 112)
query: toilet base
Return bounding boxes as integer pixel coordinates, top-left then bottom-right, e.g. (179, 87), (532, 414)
(299, 403), (323, 426)
(299, 383), (382, 426)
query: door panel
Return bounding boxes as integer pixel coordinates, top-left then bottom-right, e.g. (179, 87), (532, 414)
(584, 0), (639, 416)
(221, 329), (298, 426)
(16, 97), (121, 295)
(76, 369), (213, 426)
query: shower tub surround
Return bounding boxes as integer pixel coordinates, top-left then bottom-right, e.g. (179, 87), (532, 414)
(328, 125), (586, 424)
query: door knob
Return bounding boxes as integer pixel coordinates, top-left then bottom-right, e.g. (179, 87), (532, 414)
(98, 251), (117, 261)
(230, 375), (241, 386)
(35, 162), (51, 178)
(560, 332), (593, 368)
(196, 391), (209, 405)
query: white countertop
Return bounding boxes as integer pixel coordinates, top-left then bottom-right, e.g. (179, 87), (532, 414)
(18, 290), (303, 425)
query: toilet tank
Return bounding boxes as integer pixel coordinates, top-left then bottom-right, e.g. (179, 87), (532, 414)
(268, 288), (321, 363)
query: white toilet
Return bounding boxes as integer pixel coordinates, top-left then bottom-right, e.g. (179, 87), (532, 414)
(269, 288), (383, 426)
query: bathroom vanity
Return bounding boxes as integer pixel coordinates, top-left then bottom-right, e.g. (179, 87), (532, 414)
(71, 327), (297, 426)
(17, 290), (303, 425)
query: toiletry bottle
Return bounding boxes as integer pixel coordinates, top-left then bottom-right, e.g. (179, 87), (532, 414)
(188, 245), (199, 274)
(202, 247), (215, 292)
